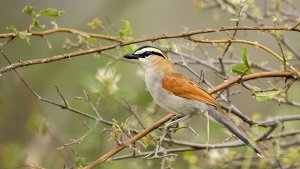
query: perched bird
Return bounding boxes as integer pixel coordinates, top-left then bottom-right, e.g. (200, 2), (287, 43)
(124, 45), (263, 156)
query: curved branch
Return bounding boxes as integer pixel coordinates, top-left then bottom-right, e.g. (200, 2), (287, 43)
(209, 71), (297, 94)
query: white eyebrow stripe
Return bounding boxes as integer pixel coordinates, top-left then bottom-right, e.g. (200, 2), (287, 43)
(134, 47), (163, 55)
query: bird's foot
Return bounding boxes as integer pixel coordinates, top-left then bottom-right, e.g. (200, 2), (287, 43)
(163, 115), (191, 131)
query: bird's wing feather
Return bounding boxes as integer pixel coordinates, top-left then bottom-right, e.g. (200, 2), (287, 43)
(162, 74), (220, 108)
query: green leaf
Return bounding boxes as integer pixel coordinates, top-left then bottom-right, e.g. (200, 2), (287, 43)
(87, 18), (102, 29)
(253, 90), (282, 101)
(230, 46), (254, 75)
(6, 26), (18, 34)
(230, 64), (252, 75)
(118, 19), (133, 39)
(6, 26), (30, 44)
(23, 6), (37, 18)
(242, 47), (250, 68)
(39, 8), (65, 21)
(125, 44), (137, 53)
(33, 20), (46, 30)
(1, 143), (27, 169)
(18, 32), (31, 44)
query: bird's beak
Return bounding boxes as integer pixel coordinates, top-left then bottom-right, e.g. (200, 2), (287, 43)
(123, 53), (139, 59)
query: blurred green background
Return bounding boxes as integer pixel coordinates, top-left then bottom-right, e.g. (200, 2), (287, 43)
(0, 0), (300, 168)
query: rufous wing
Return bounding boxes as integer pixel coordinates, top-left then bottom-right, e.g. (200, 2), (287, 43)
(162, 74), (220, 108)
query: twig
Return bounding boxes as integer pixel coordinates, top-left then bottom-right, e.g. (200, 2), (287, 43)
(0, 27), (121, 42)
(55, 85), (69, 109)
(82, 113), (175, 169)
(123, 99), (146, 129)
(187, 37), (300, 76)
(83, 90), (102, 119)
(288, 20), (300, 30)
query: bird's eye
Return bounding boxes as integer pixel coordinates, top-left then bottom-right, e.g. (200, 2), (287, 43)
(144, 51), (152, 56)
(139, 51), (152, 58)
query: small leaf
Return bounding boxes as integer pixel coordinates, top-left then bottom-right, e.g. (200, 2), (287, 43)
(39, 8), (64, 21)
(18, 32), (31, 44)
(6, 26), (18, 34)
(118, 19), (133, 39)
(122, 19), (133, 36)
(125, 44), (137, 53)
(230, 46), (254, 75)
(242, 47), (250, 68)
(33, 20), (46, 30)
(253, 90), (282, 101)
(230, 64), (252, 75)
(23, 6), (37, 18)
(6, 26), (30, 44)
(87, 18), (102, 29)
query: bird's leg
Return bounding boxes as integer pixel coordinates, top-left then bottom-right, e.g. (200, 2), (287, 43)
(163, 115), (200, 136)
(163, 115), (191, 130)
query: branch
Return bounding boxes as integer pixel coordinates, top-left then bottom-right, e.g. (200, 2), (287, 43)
(1, 25), (299, 74)
(110, 128), (300, 161)
(82, 113), (175, 169)
(209, 71), (297, 94)
(0, 27), (121, 42)
(187, 37), (300, 76)
(288, 20), (300, 30)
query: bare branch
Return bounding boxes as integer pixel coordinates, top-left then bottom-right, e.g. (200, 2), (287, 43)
(110, 128), (300, 161)
(209, 71), (297, 94)
(1, 25), (300, 74)
(0, 27), (121, 42)
(82, 113), (175, 169)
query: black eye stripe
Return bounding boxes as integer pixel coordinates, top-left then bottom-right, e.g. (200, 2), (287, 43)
(138, 51), (165, 58)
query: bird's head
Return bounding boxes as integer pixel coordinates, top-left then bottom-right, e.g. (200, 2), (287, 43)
(123, 46), (167, 67)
